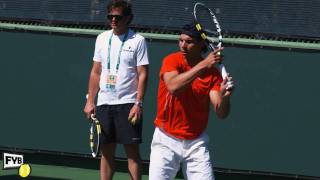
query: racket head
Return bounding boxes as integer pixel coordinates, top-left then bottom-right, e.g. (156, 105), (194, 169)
(193, 2), (222, 49)
(193, 3), (231, 81)
(89, 115), (101, 158)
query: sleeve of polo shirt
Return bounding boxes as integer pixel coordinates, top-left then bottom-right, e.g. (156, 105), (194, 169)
(93, 34), (102, 62)
(136, 37), (149, 66)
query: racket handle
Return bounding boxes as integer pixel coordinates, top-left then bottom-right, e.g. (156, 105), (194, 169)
(92, 152), (97, 158)
(218, 63), (228, 79)
(219, 63), (234, 90)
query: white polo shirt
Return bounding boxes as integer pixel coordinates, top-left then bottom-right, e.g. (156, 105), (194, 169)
(93, 29), (149, 106)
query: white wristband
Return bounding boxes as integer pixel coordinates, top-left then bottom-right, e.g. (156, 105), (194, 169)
(134, 101), (143, 108)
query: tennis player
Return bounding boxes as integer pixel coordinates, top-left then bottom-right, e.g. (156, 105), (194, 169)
(149, 23), (233, 180)
(83, 0), (149, 179)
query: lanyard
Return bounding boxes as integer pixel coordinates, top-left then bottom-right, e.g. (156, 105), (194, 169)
(107, 31), (128, 73)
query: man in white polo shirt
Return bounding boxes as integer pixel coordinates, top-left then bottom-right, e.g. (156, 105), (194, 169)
(83, 0), (149, 179)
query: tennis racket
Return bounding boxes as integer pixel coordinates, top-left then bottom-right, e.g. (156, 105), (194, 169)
(193, 2), (233, 89)
(89, 113), (101, 158)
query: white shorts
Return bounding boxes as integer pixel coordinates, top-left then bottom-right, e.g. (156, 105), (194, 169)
(149, 128), (214, 180)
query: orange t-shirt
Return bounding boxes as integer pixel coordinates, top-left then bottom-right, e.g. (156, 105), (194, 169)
(154, 52), (222, 140)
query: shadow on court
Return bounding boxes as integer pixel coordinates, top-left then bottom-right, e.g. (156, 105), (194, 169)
(0, 175), (71, 180)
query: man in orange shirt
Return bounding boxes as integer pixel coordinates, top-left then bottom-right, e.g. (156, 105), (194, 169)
(149, 23), (234, 180)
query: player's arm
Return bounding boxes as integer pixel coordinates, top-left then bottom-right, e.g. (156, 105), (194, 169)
(136, 65), (148, 103)
(128, 65), (148, 124)
(163, 50), (221, 95)
(163, 67), (202, 95)
(209, 76), (233, 119)
(84, 61), (101, 118)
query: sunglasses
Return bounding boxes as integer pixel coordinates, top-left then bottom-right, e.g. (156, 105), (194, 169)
(107, 14), (124, 21)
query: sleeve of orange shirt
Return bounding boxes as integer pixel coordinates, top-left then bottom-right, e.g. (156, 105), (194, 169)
(159, 53), (180, 80)
(210, 68), (223, 92)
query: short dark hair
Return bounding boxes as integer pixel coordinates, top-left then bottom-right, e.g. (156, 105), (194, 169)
(181, 23), (202, 41)
(107, 0), (133, 24)
(181, 23), (208, 52)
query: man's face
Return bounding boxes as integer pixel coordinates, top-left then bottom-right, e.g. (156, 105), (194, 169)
(107, 7), (130, 32)
(179, 34), (203, 56)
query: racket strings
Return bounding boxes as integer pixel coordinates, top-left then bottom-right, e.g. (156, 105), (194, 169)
(194, 3), (222, 48)
(89, 117), (101, 157)
(195, 8), (216, 32)
(193, 3), (230, 81)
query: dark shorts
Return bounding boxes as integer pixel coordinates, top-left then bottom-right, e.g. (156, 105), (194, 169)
(96, 103), (142, 144)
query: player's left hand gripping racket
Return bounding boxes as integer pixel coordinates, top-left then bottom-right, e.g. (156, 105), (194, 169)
(193, 2), (233, 89)
(89, 114), (101, 158)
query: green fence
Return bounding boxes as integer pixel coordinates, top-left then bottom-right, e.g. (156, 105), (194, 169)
(0, 30), (319, 178)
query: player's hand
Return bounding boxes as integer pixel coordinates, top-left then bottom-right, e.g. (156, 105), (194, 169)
(84, 101), (95, 120)
(128, 104), (142, 125)
(220, 73), (234, 97)
(202, 47), (224, 69)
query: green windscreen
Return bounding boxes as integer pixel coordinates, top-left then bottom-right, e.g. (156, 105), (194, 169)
(0, 31), (320, 177)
